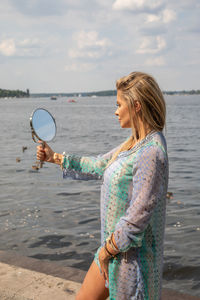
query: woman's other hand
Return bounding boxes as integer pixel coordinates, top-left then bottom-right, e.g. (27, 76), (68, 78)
(98, 247), (110, 283)
(37, 141), (55, 163)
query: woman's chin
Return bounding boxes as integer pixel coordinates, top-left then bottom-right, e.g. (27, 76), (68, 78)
(120, 123), (131, 129)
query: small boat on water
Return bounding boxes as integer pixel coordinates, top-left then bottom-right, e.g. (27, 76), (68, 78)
(68, 99), (76, 103)
(50, 96), (57, 100)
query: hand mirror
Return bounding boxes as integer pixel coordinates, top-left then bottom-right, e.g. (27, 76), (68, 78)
(30, 108), (56, 168)
(30, 108), (56, 143)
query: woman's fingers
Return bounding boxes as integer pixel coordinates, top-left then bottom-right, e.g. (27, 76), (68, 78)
(37, 145), (44, 151)
(99, 261), (109, 283)
(36, 141), (55, 163)
(98, 247), (110, 284)
(102, 267), (109, 283)
(37, 144), (46, 160)
(37, 149), (45, 161)
(104, 266), (109, 283)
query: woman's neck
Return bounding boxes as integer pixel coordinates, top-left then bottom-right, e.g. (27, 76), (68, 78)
(129, 127), (152, 150)
(135, 120), (152, 143)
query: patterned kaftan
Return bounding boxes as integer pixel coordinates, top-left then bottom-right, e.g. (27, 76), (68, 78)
(62, 131), (168, 300)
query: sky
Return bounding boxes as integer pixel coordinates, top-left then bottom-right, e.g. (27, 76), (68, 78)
(0, 0), (199, 93)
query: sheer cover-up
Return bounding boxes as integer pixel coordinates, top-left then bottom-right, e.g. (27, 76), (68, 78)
(62, 131), (168, 300)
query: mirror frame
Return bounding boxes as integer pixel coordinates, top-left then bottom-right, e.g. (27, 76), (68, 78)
(30, 108), (57, 142)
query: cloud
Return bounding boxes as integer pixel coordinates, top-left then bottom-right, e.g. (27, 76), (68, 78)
(76, 31), (109, 49)
(140, 9), (176, 36)
(146, 14), (160, 23)
(0, 0), (199, 91)
(8, 0), (97, 17)
(9, 0), (67, 16)
(162, 9), (176, 23)
(68, 30), (111, 59)
(145, 56), (165, 66)
(18, 38), (42, 49)
(146, 9), (176, 24)
(112, 0), (163, 12)
(0, 39), (16, 56)
(64, 62), (95, 72)
(136, 36), (166, 54)
(17, 38), (47, 57)
(0, 37), (47, 58)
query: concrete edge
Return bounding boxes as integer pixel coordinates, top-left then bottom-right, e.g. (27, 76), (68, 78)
(0, 261), (81, 300)
(0, 250), (86, 283)
(0, 250), (199, 300)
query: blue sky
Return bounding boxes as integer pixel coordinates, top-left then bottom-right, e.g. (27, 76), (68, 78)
(0, 0), (199, 93)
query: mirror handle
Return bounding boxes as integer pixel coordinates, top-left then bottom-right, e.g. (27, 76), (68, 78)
(39, 141), (45, 168)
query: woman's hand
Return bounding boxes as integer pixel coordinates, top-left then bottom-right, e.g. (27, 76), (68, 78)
(37, 141), (55, 163)
(98, 247), (110, 283)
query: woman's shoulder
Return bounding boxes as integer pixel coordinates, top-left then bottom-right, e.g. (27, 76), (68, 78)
(136, 131), (168, 162)
(149, 131), (167, 152)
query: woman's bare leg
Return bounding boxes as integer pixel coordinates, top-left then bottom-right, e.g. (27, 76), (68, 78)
(75, 261), (109, 300)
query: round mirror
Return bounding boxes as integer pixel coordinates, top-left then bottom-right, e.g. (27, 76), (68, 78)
(30, 108), (56, 142)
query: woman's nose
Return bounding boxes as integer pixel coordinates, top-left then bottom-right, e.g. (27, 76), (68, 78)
(115, 108), (119, 116)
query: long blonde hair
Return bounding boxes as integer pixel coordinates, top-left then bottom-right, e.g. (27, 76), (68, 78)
(108, 71), (166, 165)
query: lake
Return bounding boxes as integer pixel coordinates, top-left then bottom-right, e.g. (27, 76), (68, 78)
(0, 94), (199, 296)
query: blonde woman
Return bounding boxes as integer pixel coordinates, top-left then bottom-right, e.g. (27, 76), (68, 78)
(37, 72), (168, 300)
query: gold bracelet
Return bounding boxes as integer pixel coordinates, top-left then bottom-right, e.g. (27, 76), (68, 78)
(104, 243), (116, 259)
(106, 234), (119, 252)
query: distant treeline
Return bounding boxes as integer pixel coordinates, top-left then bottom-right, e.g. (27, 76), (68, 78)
(31, 89), (200, 98)
(31, 90), (117, 98)
(0, 88), (30, 98)
(163, 90), (200, 95)
(1, 88), (199, 99)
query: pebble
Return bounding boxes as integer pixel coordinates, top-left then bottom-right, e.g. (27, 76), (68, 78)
(22, 146), (28, 152)
(32, 165), (39, 170)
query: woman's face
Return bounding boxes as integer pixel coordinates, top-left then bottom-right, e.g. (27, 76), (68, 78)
(115, 90), (132, 128)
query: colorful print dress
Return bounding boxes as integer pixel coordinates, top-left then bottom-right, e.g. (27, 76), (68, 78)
(62, 131), (168, 300)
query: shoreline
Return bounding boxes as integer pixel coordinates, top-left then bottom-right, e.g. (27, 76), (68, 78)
(0, 250), (199, 300)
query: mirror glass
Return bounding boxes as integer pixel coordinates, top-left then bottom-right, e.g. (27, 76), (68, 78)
(31, 108), (56, 142)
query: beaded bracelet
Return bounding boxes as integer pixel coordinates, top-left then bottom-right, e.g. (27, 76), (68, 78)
(53, 152), (67, 169)
(62, 152), (66, 169)
(53, 153), (62, 165)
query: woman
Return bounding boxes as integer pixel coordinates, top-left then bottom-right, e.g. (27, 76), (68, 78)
(37, 71), (168, 300)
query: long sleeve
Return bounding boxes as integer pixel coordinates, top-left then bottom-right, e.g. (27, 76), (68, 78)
(62, 146), (119, 180)
(113, 145), (168, 252)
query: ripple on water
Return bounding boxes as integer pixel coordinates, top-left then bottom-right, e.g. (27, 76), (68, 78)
(163, 263), (200, 281)
(28, 235), (72, 249)
(78, 218), (97, 225)
(57, 192), (81, 196)
(29, 251), (93, 265)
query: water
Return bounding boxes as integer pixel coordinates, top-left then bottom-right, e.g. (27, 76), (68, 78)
(0, 95), (199, 296)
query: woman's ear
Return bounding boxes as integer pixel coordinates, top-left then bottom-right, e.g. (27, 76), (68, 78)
(134, 100), (141, 113)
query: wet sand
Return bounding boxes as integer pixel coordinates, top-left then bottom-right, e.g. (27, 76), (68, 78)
(0, 250), (199, 300)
